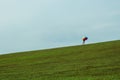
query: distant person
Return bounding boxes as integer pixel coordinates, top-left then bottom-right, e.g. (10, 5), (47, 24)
(82, 36), (88, 44)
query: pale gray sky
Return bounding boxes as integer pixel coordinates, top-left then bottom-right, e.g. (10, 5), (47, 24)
(0, 0), (120, 54)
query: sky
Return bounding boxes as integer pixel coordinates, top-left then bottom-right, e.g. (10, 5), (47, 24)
(0, 0), (120, 54)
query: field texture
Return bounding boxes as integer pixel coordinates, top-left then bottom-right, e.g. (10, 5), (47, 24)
(0, 40), (120, 80)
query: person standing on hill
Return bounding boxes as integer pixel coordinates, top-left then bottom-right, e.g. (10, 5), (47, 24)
(82, 36), (88, 44)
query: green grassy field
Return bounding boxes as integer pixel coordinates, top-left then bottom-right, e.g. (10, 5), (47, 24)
(0, 40), (120, 80)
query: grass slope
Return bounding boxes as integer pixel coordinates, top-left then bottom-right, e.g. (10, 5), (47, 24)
(0, 40), (120, 80)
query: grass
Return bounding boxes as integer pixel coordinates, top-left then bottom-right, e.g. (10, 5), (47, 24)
(0, 40), (120, 80)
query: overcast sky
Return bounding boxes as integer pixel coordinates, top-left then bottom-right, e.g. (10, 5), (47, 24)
(0, 0), (120, 54)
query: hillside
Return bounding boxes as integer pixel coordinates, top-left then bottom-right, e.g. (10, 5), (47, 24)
(0, 40), (120, 80)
